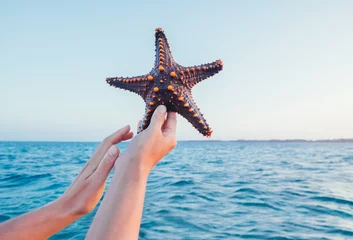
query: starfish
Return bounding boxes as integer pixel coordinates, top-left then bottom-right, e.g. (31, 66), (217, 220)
(106, 28), (223, 137)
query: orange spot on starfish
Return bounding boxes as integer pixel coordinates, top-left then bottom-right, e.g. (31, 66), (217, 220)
(170, 71), (176, 77)
(154, 87), (159, 92)
(167, 85), (173, 91)
(148, 75), (153, 81)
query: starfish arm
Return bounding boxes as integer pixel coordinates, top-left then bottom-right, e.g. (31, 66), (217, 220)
(174, 90), (212, 137)
(181, 59), (223, 88)
(106, 75), (150, 98)
(154, 28), (176, 68)
(137, 93), (157, 134)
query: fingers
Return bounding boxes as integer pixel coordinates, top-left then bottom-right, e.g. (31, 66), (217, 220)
(162, 112), (177, 137)
(149, 105), (167, 131)
(105, 125), (132, 145)
(92, 145), (120, 179)
(122, 132), (134, 141)
(90, 125), (132, 165)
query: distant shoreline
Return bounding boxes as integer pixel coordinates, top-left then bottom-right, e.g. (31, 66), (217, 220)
(1, 139), (353, 143)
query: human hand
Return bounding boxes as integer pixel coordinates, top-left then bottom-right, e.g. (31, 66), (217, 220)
(58, 125), (133, 216)
(119, 105), (177, 176)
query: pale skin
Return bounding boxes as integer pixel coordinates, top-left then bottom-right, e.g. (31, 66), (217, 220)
(0, 105), (177, 240)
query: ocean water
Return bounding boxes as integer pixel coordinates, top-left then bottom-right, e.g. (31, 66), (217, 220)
(0, 141), (353, 239)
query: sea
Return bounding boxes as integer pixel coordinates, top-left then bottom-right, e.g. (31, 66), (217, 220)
(0, 141), (353, 240)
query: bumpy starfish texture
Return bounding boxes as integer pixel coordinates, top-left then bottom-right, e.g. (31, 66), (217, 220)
(106, 28), (223, 137)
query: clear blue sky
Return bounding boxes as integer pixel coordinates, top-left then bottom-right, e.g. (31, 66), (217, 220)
(1, 0), (352, 141)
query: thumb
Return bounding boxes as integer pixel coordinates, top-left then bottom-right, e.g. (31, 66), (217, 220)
(149, 105), (167, 130)
(94, 145), (120, 179)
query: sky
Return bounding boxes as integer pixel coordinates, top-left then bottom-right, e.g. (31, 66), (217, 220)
(1, 0), (353, 141)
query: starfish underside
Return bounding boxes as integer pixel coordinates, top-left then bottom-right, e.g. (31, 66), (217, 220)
(106, 28), (223, 137)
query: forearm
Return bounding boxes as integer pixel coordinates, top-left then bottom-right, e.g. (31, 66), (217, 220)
(0, 198), (79, 240)
(86, 154), (149, 240)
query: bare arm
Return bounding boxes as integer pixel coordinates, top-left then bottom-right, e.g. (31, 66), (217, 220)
(0, 126), (133, 240)
(85, 154), (148, 240)
(0, 199), (78, 240)
(86, 105), (177, 240)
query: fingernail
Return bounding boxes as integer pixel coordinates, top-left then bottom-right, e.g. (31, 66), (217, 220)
(158, 105), (166, 114)
(108, 146), (118, 157)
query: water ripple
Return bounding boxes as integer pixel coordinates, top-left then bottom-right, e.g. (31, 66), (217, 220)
(0, 141), (353, 239)
(311, 195), (353, 208)
(0, 173), (52, 187)
(297, 204), (353, 218)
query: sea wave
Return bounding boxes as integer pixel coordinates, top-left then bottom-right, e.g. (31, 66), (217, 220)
(1, 141), (353, 239)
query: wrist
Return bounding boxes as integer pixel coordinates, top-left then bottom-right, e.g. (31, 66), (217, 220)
(54, 195), (84, 220)
(114, 152), (151, 181)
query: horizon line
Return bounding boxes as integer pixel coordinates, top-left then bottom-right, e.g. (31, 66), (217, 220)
(1, 138), (353, 143)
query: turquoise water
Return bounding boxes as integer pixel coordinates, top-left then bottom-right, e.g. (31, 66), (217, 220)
(0, 141), (353, 239)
